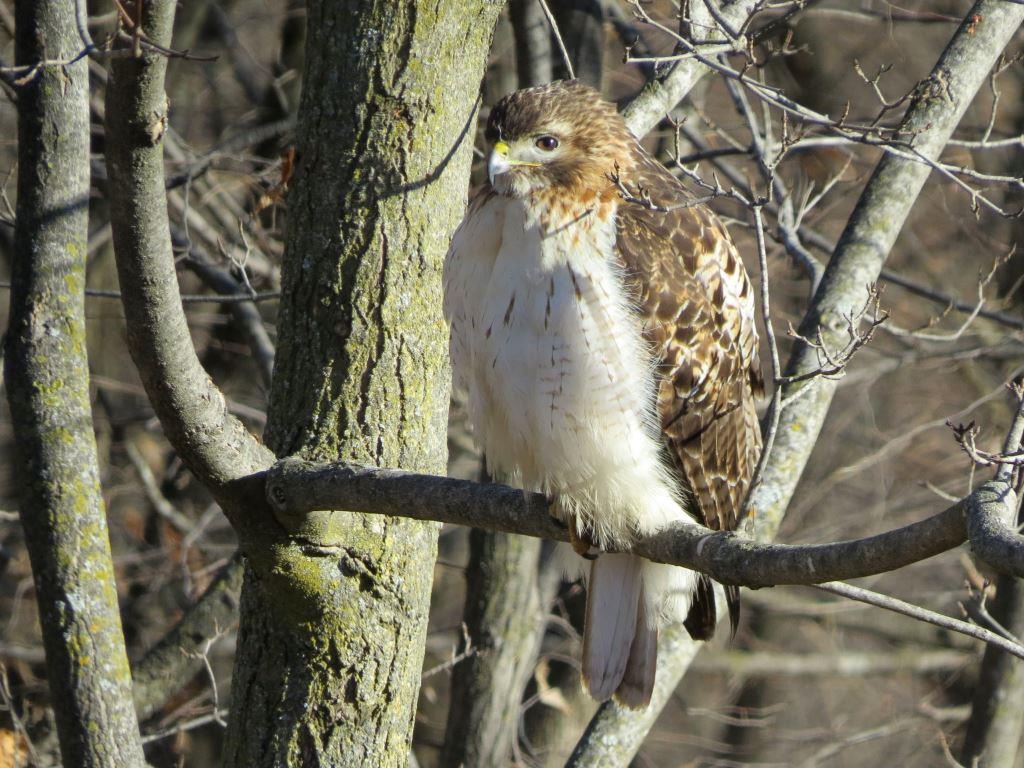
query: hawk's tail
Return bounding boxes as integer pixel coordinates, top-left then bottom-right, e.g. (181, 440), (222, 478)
(582, 556), (698, 708)
(582, 553), (644, 705)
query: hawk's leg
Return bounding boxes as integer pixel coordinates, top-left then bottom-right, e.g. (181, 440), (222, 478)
(547, 494), (600, 560)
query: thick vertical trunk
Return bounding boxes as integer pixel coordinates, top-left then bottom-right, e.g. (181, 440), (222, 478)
(221, 2), (502, 765)
(5, 2), (145, 765)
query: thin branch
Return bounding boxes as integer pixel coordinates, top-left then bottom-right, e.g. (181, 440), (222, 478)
(125, 439), (198, 534)
(744, 206), (783, 508)
(949, 422), (1024, 472)
(778, 286), (889, 385)
(0, 281), (282, 304)
(813, 582), (1024, 662)
(879, 266), (1024, 333)
(536, 0), (575, 80)
(692, 648), (971, 677)
(180, 247), (276, 391)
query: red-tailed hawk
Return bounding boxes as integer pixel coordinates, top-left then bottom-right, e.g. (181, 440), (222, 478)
(444, 81), (762, 708)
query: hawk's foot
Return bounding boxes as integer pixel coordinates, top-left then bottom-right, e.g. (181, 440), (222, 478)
(568, 521), (600, 560)
(547, 495), (600, 559)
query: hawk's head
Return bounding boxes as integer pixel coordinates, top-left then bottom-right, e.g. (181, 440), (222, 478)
(485, 81), (635, 199)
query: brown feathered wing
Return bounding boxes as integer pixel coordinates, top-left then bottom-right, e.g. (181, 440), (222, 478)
(615, 150), (763, 639)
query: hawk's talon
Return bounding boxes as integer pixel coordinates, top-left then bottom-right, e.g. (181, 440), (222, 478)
(568, 522), (600, 559)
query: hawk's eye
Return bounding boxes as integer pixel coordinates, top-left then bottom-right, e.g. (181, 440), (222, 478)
(535, 135), (559, 151)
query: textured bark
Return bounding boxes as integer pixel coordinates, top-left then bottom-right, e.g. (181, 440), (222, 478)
(219, 3), (503, 766)
(440, 529), (543, 767)
(967, 481), (1024, 577)
(5, 2), (145, 765)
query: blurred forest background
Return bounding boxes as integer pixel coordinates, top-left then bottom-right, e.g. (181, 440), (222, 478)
(1, 1), (1023, 766)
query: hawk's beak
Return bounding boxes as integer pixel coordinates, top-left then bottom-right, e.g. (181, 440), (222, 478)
(488, 140), (542, 186)
(488, 141), (512, 186)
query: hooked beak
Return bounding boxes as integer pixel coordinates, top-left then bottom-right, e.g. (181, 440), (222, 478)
(488, 140), (541, 186)
(488, 141), (512, 186)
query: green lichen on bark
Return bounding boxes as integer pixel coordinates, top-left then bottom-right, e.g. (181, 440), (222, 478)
(5, 2), (145, 765)
(222, 2), (503, 766)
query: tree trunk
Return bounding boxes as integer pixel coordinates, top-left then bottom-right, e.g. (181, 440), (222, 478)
(441, 528), (544, 767)
(961, 573), (1024, 766)
(5, 2), (145, 765)
(221, 2), (502, 766)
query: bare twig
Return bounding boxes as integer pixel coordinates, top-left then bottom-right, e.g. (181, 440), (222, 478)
(813, 582), (1024, 662)
(623, 0), (762, 137)
(778, 286), (889, 385)
(0, 281), (281, 304)
(125, 439), (198, 534)
(536, 0), (575, 80)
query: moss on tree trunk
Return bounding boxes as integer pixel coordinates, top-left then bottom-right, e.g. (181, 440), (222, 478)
(5, 2), (145, 765)
(221, 2), (503, 765)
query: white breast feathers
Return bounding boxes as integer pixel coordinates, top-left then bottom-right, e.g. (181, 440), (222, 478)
(444, 192), (692, 548)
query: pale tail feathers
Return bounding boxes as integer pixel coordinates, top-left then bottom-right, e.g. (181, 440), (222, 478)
(583, 556), (697, 706)
(582, 553), (641, 701)
(614, 582), (658, 709)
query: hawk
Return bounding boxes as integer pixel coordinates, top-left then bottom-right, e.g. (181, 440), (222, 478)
(444, 81), (762, 708)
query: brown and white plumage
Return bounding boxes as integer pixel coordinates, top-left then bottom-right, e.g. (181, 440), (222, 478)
(444, 81), (761, 708)
(616, 150), (763, 634)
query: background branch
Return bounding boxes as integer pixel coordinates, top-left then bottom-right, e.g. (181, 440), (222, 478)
(104, 0), (275, 508)
(622, 0), (759, 137)
(131, 556), (244, 721)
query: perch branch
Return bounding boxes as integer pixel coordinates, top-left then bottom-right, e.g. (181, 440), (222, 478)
(263, 458), (972, 589)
